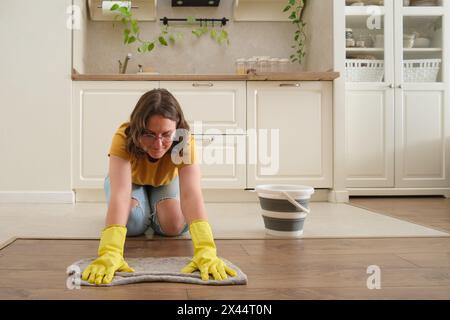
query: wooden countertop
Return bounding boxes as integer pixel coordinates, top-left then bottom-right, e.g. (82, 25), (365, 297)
(71, 71), (340, 81)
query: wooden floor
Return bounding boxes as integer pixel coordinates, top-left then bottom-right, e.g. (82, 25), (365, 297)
(0, 197), (449, 300)
(349, 196), (450, 233)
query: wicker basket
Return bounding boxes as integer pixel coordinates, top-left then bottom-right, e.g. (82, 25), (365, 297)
(403, 59), (441, 82)
(345, 59), (385, 82)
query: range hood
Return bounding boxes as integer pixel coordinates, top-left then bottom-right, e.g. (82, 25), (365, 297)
(172, 0), (220, 7)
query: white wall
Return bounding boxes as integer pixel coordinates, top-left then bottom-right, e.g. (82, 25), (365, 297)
(0, 0), (73, 202)
(305, 0), (334, 72)
(73, 0), (88, 74)
(78, 0), (333, 74)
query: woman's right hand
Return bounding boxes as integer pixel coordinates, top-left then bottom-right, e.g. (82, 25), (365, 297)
(81, 224), (135, 285)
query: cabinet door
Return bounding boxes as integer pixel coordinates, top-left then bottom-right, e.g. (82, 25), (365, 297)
(160, 81), (246, 134)
(345, 86), (395, 187)
(72, 82), (159, 188)
(247, 81), (333, 188)
(344, 0), (395, 86)
(395, 87), (450, 188)
(393, 1), (446, 85)
(160, 81), (247, 188)
(194, 135), (246, 189)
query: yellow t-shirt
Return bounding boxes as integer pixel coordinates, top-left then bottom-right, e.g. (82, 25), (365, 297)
(108, 122), (197, 186)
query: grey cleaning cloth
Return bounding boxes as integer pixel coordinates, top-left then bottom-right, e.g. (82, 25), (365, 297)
(69, 257), (248, 287)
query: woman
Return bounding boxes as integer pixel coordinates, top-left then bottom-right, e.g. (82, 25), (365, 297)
(81, 89), (236, 285)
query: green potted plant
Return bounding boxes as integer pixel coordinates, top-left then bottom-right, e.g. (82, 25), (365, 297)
(284, 0), (307, 64)
(110, 4), (229, 54)
(108, 2), (307, 65)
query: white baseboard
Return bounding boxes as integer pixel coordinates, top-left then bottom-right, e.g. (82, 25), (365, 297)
(0, 191), (75, 204)
(328, 190), (350, 203)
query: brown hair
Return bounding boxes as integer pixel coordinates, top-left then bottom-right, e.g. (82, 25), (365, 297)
(125, 88), (190, 160)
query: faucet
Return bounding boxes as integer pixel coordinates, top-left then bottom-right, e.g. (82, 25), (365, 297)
(118, 53), (132, 74)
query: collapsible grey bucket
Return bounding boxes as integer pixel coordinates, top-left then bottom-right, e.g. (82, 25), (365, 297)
(255, 185), (314, 237)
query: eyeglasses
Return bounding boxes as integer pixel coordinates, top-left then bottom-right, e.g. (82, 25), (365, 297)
(140, 131), (175, 145)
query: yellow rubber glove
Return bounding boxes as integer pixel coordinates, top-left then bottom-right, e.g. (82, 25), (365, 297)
(81, 224), (135, 285)
(181, 219), (237, 281)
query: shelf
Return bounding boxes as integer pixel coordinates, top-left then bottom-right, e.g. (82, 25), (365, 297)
(345, 6), (385, 16)
(403, 48), (442, 52)
(346, 48), (384, 52)
(401, 7), (445, 16)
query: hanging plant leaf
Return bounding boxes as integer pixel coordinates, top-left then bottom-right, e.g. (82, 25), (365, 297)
(158, 36), (168, 46)
(138, 44), (147, 53)
(131, 20), (139, 34)
(192, 29), (202, 37)
(285, 0), (307, 64)
(210, 29), (218, 40)
(187, 16), (196, 24)
(118, 7), (131, 17)
(111, 8), (231, 55)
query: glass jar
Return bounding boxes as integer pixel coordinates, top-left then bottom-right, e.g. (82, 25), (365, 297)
(258, 57), (270, 73)
(269, 58), (279, 73)
(246, 57), (257, 74)
(279, 58), (290, 73)
(345, 28), (354, 40)
(235, 58), (246, 75)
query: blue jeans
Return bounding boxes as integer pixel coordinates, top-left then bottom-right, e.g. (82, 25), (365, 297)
(104, 175), (189, 237)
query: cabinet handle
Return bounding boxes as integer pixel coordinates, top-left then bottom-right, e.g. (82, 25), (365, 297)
(279, 83), (301, 87)
(192, 82), (214, 87)
(388, 84), (394, 89)
(397, 84), (403, 89)
(195, 136), (215, 145)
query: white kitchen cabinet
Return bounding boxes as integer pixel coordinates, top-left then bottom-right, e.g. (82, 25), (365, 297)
(72, 81), (159, 188)
(345, 84), (395, 188)
(346, 85), (449, 192)
(338, 0), (450, 196)
(247, 81), (333, 188)
(395, 86), (449, 188)
(72, 80), (335, 192)
(73, 81), (247, 189)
